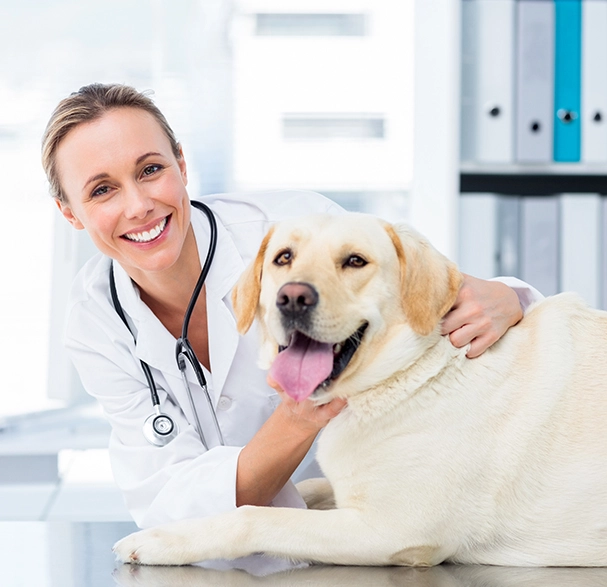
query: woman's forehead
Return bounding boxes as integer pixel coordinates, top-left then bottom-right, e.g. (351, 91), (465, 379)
(55, 108), (174, 189)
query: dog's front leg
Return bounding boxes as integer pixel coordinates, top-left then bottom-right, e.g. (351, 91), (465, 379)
(113, 506), (410, 566)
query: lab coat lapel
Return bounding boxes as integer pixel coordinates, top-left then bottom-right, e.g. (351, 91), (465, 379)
(191, 202), (245, 405)
(112, 262), (181, 378)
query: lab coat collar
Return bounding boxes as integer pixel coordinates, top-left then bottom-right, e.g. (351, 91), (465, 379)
(112, 200), (246, 405)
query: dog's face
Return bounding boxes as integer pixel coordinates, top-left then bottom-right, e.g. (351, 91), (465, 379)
(232, 213), (461, 403)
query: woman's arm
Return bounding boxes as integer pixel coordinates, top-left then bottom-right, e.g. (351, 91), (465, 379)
(236, 387), (346, 507)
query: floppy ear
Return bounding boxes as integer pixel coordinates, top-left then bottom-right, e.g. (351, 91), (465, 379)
(231, 226), (275, 334)
(385, 223), (462, 336)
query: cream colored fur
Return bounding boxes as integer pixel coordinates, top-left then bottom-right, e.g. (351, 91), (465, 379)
(114, 213), (607, 567)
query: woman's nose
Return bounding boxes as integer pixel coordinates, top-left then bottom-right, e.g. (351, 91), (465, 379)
(123, 184), (154, 219)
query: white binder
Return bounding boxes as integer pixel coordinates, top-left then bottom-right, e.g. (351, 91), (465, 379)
(515, 0), (555, 163)
(461, 0), (515, 163)
(582, 0), (607, 163)
(497, 196), (520, 277)
(520, 197), (560, 296)
(458, 193), (499, 278)
(560, 194), (601, 308)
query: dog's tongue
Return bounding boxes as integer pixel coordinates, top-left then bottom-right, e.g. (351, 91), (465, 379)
(269, 332), (333, 402)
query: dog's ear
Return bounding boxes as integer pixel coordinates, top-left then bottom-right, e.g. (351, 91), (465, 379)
(231, 225), (275, 334)
(385, 223), (462, 336)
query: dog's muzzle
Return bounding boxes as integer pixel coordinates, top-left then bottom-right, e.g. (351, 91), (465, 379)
(276, 282), (318, 330)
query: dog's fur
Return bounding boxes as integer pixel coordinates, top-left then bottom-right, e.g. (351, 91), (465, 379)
(114, 213), (607, 567)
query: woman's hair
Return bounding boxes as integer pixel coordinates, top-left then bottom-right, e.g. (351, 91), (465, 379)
(42, 83), (181, 203)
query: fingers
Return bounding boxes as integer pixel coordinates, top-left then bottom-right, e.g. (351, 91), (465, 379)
(441, 274), (523, 358)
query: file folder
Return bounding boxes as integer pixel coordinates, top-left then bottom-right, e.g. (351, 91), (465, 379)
(497, 196), (520, 277)
(521, 197), (560, 296)
(554, 0), (582, 162)
(582, 0), (607, 163)
(461, 0), (515, 163)
(515, 0), (555, 163)
(459, 193), (499, 278)
(560, 194), (601, 307)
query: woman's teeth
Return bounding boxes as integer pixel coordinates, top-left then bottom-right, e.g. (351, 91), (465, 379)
(124, 217), (167, 243)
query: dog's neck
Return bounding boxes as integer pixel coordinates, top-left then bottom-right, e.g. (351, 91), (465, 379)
(345, 333), (468, 422)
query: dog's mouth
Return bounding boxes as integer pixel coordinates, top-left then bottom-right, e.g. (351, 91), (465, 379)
(269, 322), (368, 402)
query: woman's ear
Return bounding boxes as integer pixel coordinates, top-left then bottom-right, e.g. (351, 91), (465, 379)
(231, 226), (275, 334)
(55, 199), (85, 230)
(177, 146), (187, 185)
(385, 223), (462, 336)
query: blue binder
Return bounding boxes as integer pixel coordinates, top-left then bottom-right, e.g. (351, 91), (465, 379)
(554, 0), (582, 162)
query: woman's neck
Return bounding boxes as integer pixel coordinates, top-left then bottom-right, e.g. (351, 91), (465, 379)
(123, 224), (203, 325)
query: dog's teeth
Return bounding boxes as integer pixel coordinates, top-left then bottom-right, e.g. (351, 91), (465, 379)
(333, 343), (342, 355)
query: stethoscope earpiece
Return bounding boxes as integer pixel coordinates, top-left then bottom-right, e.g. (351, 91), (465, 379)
(143, 409), (179, 447)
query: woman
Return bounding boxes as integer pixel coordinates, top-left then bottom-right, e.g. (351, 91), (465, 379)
(43, 83), (540, 529)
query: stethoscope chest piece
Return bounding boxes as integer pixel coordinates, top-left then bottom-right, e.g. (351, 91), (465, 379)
(143, 408), (179, 447)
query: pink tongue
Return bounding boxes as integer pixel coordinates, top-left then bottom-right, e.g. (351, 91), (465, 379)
(269, 332), (334, 402)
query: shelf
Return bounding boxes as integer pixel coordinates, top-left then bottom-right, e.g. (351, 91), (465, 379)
(460, 166), (607, 195)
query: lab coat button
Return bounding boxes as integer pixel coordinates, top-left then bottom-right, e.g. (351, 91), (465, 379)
(217, 396), (232, 411)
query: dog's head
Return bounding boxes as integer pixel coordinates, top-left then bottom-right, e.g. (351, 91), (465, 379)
(232, 213), (462, 402)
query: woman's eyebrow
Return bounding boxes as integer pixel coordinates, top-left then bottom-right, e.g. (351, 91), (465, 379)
(136, 151), (163, 165)
(83, 172), (109, 191)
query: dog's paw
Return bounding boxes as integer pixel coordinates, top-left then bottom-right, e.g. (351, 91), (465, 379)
(113, 526), (193, 566)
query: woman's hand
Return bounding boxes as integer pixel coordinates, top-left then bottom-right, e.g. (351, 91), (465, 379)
(235, 377), (347, 507)
(441, 274), (523, 358)
(268, 376), (347, 436)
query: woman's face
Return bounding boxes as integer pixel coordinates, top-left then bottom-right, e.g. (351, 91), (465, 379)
(55, 107), (192, 280)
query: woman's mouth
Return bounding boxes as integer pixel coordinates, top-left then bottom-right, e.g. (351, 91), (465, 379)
(122, 216), (169, 243)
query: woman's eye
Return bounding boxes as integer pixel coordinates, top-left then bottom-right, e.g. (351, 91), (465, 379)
(91, 185), (110, 198)
(344, 255), (368, 268)
(142, 164), (162, 177)
(273, 250), (292, 266)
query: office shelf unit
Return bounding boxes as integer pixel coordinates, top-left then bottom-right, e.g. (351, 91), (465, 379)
(459, 0), (607, 310)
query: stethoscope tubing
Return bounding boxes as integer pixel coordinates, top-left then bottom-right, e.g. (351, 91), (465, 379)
(109, 200), (224, 450)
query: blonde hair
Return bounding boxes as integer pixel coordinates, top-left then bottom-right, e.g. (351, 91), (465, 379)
(41, 83), (181, 203)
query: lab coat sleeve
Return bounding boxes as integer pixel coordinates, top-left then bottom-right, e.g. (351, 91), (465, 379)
(490, 276), (545, 314)
(64, 298), (302, 529)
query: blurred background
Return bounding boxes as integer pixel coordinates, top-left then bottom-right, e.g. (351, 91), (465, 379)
(0, 0), (418, 418)
(0, 0), (606, 545)
(1, 1), (607, 583)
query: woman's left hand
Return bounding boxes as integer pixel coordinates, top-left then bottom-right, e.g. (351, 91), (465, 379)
(441, 274), (523, 358)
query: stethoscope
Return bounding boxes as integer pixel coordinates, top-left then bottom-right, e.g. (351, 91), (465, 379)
(109, 200), (225, 450)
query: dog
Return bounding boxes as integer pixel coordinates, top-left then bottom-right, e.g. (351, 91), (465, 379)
(114, 212), (607, 567)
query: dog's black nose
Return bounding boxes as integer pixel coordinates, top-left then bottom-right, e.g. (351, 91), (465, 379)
(276, 282), (318, 316)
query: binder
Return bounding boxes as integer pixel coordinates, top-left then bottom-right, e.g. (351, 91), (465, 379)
(497, 196), (520, 277)
(458, 193), (499, 278)
(520, 197), (560, 296)
(554, 0), (582, 162)
(603, 197), (607, 310)
(560, 194), (601, 308)
(461, 0), (515, 163)
(515, 0), (555, 163)
(582, 0), (607, 163)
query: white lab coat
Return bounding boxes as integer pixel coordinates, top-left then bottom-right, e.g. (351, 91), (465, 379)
(64, 190), (543, 529)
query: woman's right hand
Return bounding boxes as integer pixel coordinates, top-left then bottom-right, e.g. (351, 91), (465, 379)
(267, 375), (348, 436)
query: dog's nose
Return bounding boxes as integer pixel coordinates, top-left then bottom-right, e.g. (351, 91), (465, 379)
(276, 282), (318, 316)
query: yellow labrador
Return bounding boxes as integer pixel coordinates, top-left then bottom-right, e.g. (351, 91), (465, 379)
(114, 213), (607, 567)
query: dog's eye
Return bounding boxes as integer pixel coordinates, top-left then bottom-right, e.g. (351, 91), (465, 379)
(344, 255), (368, 268)
(274, 249), (293, 266)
